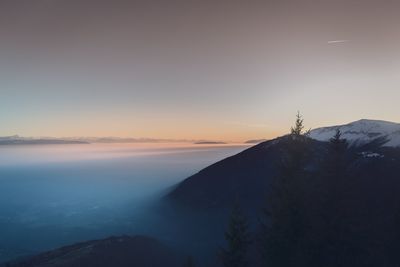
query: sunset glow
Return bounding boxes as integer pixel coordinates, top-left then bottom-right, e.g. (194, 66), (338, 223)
(1, 1), (399, 141)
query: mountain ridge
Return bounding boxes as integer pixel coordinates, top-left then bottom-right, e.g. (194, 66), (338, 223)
(2, 236), (181, 267)
(168, 119), (400, 213)
(310, 119), (400, 147)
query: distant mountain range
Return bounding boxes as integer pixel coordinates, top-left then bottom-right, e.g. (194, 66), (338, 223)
(0, 135), (214, 145)
(194, 141), (227, 145)
(0, 135), (89, 145)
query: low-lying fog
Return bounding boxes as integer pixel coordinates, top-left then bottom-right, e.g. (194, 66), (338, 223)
(0, 143), (249, 263)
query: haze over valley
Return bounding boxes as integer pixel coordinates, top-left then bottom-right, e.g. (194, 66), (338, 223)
(1, 0), (400, 266)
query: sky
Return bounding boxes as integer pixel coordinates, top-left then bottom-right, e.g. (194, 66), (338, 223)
(0, 0), (400, 142)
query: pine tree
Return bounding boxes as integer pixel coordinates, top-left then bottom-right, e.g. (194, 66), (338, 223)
(262, 112), (313, 267)
(326, 129), (365, 266)
(183, 256), (196, 267)
(290, 111), (305, 137)
(328, 129), (348, 172)
(316, 129), (364, 267)
(220, 203), (250, 267)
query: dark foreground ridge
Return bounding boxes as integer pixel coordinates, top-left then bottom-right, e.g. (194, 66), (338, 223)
(2, 236), (180, 267)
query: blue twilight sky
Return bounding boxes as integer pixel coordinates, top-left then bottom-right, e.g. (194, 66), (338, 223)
(0, 0), (399, 141)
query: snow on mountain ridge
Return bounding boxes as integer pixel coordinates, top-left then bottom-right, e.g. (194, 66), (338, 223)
(309, 119), (400, 147)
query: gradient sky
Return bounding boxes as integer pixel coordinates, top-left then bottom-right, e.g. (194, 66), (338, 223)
(1, 0), (399, 141)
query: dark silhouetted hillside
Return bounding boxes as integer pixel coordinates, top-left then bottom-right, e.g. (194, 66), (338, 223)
(3, 236), (181, 267)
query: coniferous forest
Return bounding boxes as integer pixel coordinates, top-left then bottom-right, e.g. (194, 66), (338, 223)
(215, 114), (400, 267)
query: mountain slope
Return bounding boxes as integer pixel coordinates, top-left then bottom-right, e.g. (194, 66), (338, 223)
(168, 119), (400, 214)
(166, 119), (400, 267)
(168, 136), (325, 212)
(2, 236), (181, 267)
(309, 119), (400, 147)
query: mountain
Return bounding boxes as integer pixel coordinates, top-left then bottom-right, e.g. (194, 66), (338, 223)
(245, 139), (267, 144)
(310, 119), (400, 147)
(168, 136), (324, 213)
(0, 135), (207, 145)
(0, 135), (21, 140)
(2, 236), (181, 267)
(0, 136), (88, 145)
(165, 119), (400, 267)
(73, 137), (194, 144)
(194, 141), (227, 145)
(168, 119), (400, 213)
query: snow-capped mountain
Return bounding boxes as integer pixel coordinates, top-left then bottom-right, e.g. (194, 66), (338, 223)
(309, 119), (400, 147)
